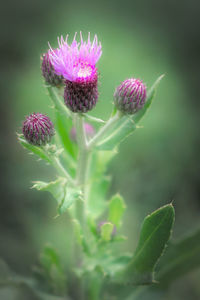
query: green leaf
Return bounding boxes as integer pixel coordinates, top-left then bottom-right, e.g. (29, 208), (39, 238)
(134, 74), (165, 124)
(55, 110), (77, 160)
(40, 245), (61, 273)
(95, 150), (117, 173)
(117, 204), (175, 285)
(100, 222), (114, 241)
(104, 254), (132, 276)
(88, 253), (131, 280)
(96, 115), (136, 151)
(96, 75), (164, 150)
(47, 86), (77, 163)
(87, 175), (110, 217)
(156, 228), (200, 286)
(18, 134), (51, 163)
(108, 194), (126, 228)
(39, 245), (67, 295)
(57, 187), (82, 215)
(32, 178), (79, 215)
(32, 177), (66, 202)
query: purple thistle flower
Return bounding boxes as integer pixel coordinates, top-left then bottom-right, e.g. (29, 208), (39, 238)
(114, 78), (147, 114)
(41, 51), (64, 86)
(49, 32), (102, 113)
(70, 122), (95, 142)
(23, 113), (54, 146)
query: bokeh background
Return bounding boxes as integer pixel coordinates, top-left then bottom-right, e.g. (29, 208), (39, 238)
(1, 0), (200, 299)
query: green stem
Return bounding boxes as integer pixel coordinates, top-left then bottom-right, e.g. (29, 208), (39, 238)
(52, 156), (75, 186)
(46, 86), (77, 185)
(73, 113), (122, 300)
(74, 114), (92, 300)
(75, 114), (90, 228)
(88, 112), (121, 150)
(42, 144), (75, 185)
(88, 276), (102, 300)
(75, 114), (88, 185)
(47, 86), (71, 118)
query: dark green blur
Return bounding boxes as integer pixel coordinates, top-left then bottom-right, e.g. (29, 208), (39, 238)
(1, 0), (200, 299)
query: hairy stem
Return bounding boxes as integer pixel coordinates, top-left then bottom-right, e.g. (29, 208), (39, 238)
(42, 144), (75, 185)
(76, 114), (89, 186)
(88, 111), (121, 149)
(47, 86), (71, 118)
(52, 156), (75, 185)
(75, 114), (88, 228)
(74, 114), (92, 300)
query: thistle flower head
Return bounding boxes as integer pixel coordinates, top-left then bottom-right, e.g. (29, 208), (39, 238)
(22, 113), (54, 146)
(41, 51), (64, 86)
(49, 32), (102, 83)
(49, 32), (102, 113)
(114, 78), (147, 114)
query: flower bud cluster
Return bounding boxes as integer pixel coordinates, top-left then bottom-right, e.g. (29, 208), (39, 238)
(22, 33), (148, 148)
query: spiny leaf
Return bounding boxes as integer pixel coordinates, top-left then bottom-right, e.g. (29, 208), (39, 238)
(32, 177), (66, 202)
(116, 204), (175, 285)
(18, 134), (51, 163)
(57, 187), (82, 215)
(32, 178), (79, 215)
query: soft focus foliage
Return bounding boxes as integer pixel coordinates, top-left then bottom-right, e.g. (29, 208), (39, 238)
(1, 1), (200, 299)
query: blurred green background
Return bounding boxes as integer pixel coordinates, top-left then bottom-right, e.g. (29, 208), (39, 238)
(1, 0), (200, 299)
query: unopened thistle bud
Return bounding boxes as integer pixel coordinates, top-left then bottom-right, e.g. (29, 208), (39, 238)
(98, 221), (117, 237)
(41, 51), (64, 86)
(49, 32), (102, 113)
(22, 113), (54, 146)
(114, 78), (147, 114)
(64, 75), (98, 113)
(70, 122), (95, 142)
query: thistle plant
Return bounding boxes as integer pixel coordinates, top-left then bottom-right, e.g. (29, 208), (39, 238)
(15, 32), (199, 300)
